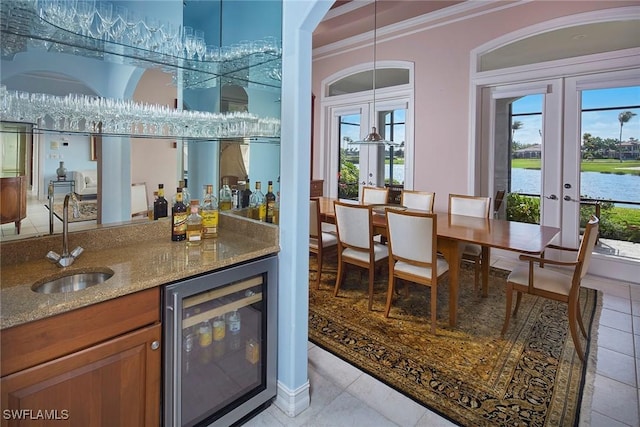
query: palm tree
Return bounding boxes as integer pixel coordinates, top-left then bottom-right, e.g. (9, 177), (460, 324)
(617, 111), (637, 162)
(511, 120), (523, 139)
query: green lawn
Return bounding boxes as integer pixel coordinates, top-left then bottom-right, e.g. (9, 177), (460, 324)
(512, 158), (640, 175)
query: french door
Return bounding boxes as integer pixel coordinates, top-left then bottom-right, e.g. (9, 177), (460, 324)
(489, 79), (563, 232)
(330, 99), (408, 200)
(486, 70), (639, 279)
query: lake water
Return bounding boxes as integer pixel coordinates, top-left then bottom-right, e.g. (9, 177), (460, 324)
(512, 168), (640, 208)
(376, 165), (639, 208)
(385, 165), (640, 209)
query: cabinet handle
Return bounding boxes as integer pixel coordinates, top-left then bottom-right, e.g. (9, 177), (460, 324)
(151, 341), (160, 351)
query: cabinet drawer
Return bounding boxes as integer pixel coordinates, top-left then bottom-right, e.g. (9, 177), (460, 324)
(1, 288), (160, 376)
(310, 180), (324, 197)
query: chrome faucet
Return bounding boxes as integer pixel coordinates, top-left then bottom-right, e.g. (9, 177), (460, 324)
(46, 192), (84, 267)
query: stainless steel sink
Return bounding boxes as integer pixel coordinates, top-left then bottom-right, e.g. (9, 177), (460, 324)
(32, 268), (114, 294)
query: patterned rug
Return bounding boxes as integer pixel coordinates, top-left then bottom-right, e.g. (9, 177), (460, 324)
(308, 255), (601, 427)
(47, 200), (98, 223)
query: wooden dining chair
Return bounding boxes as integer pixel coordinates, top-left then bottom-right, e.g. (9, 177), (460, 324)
(448, 193), (491, 291)
(384, 209), (449, 333)
(401, 190), (435, 211)
(333, 201), (389, 310)
(309, 199), (338, 289)
(362, 186), (389, 205)
(501, 216), (599, 362)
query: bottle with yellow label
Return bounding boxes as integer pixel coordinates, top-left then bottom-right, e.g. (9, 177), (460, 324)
(249, 181), (266, 221)
(219, 177), (233, 211)
(201, 184), (218, 239)
(171, 188), (188, 241)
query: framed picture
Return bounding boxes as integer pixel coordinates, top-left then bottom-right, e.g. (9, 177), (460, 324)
(90, 134), (99, 161)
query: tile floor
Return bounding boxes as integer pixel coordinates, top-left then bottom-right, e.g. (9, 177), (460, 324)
(4, 194), (640, 426)
(245, 258), (640, 427)
(1, 193), (96, 241)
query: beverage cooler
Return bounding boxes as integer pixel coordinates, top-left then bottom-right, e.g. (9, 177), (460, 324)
(163, 255), (277, 427)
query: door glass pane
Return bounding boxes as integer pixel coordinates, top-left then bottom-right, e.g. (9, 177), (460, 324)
(338, 113), (360, 199)
(581, 86), (640, 260)
(494, 95), (543, 223)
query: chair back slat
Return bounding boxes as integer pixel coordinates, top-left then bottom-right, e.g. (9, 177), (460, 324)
(577, 216), (600, 280)
(449, 194), (491, 218)
(309, 199), (320, 238)
(386, 210), (435, 264)
(401, 190), (435, 211)
(335, 202), (372, 250)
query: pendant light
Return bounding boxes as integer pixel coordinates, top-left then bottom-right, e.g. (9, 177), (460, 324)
(352, 0), (387, 144)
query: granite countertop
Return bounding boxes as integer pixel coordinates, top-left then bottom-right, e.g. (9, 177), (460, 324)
(0, 214), (279, 330)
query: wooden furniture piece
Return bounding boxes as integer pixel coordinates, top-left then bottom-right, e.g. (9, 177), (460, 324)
(333, 201), (389, 310)
(385, 209), (449, 333)
(0, 176), (27, 234)
(309, 199), (338, 289)
(501, 216), (599, 362)
(310, 179), (324, 197)
(448, 194), (492, 292)
(362, 186), (389, 205)
(317, 196), (561, 326)
(401, 190), (435, 211)
(1, 288), (161, 426)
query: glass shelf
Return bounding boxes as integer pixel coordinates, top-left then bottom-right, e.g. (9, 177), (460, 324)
(0, 1), (282, 90)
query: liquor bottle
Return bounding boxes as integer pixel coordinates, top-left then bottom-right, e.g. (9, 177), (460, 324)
(186, 199), (203, 245)
(265, 180), (276, 223)
(249, 181), (266, 221)
(219, 177), (233, 211)
(171, 188), (188, 241)
(172, 179), (191, 206)
(182, 178), (191, 205)
(201, 184), (218, 239)
(241, 177), (252, 208)
(154, 184), (168, 219)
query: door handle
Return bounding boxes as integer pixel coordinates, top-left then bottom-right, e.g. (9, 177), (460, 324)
(545, 194), (558, 200)
(361, 181), (366, 185)
(564, 195), (579, 202)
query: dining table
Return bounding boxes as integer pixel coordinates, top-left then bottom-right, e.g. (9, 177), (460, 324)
(315, 196), (561, 327)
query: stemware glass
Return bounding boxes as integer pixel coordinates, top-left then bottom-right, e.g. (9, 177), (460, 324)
(96, 2), (114, 40)
(75, 0), (96, 37)
(109, 5), (128, 43)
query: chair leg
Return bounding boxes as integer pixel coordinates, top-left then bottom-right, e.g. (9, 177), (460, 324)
(430, 285), (437, 334)
(473, 256), (480, 292)
(384, 273), (395, 317)
(501, 283), (513, 336)
(576, 296), (588, 338)
(316, 252), (322, 290)
(367, 265), (374, 311)
(568, 297), (586, 362)
(333, 256), (345, 297)
(513, 292), (522, 316)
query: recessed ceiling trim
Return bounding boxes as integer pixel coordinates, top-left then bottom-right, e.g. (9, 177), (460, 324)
(313, 0), (524, 60)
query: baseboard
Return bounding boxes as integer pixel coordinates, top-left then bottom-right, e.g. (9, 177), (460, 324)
(273, 379), (310, 417)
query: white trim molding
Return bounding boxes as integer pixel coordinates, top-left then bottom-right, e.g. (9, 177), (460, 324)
(274, 380), (311, 417)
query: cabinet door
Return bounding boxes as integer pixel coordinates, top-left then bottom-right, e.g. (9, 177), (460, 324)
(1, 324), (161, 427)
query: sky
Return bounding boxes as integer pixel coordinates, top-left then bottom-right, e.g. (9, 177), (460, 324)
(513, 85), (640, 147)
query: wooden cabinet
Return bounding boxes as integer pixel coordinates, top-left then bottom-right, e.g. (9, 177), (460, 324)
(0, 176), (27, 234)
(1, 288), (160, 427)
(310, 179), (324, 197)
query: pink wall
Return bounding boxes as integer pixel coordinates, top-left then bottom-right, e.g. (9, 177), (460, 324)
(312, 1), (635, 211)
(131, 69), (178, 206)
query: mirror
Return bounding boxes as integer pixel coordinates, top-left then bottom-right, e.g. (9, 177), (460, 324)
(0, 0), (282, 241)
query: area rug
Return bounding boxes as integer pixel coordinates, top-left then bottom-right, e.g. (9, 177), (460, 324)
(308, 256), (601, 427)
(46, 200), (98, 223)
